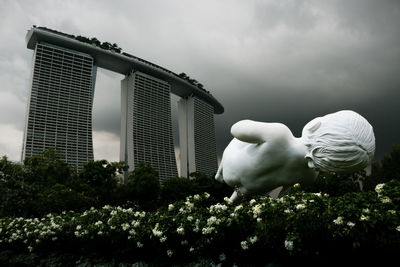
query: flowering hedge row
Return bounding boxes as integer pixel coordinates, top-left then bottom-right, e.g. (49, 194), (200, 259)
(1, 180), (400, 265)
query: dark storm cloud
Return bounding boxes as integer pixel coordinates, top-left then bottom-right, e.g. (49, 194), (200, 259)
(1, 0), (399, 162)
(208, 0), (400, 161)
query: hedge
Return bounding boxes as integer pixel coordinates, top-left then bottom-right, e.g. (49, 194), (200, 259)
(1, 180), (400, 266)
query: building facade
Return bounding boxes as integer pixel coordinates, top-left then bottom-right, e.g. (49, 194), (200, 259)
(121, 71), (178, 181)
(22, 42), (96, 170)
(178, 96), (218, 177)
(24, 27), (224, 179)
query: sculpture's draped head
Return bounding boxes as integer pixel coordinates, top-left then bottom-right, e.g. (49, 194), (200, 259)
(302, 110), (375, 173)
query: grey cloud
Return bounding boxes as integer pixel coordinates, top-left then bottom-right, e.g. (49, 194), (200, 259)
(92, 70), (123, 135)
(1, 0), (399, 163)
(253, 0), (319, 31)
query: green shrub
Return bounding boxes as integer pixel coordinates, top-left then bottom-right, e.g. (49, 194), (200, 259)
(160, 177), (198, 205)
(1, 180), (399, 265)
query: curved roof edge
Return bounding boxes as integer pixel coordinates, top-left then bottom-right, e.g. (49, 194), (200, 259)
(26, 27), (224, 114)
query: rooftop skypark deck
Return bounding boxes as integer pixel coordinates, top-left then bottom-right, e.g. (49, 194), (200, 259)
(26, 26), (224, 114)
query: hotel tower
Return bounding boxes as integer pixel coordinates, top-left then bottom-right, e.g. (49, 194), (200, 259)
(23, 26), (224, 180)
(22, 42), (96, 170)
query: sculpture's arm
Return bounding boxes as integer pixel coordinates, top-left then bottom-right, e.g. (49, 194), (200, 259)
(231, 120), (293, 144)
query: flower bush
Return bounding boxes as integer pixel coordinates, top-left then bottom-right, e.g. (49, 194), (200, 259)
(1, 180), (400, 265)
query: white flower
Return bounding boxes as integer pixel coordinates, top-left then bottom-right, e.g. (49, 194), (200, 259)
(152, 223), (163, 237)
(210, 203), (228, 214)
(224, 197), (233, 204)
(177, 226), (185, 235)
(207, 216), (221, 226)
(204, 192), (210, 199)
(189, 247), (195, 252)
(168, 204), (174, 211)
(249, 235), (258, 244)
(185, 201), (195, 210)
(375, 183), (385, 194)
(202, 226), (215, 235)
(388, 210), (396, 215)
(396, 226), (400, 232)
(252, 204), (262, 218)
(284, 209), (292, 214)
(249, 199), (256, 205)
(137, 242), (143, 248)
(98, 231), (103, 235)
(167, 250), (173, 257)
(360, 215), (369, 221)
(362, 208), (370, 214)
(76, 225), (82, 230)
(194, 194), (201, 200)
(347, 222), (355, 228)
(333, 216), (344, 225)
(11, 233), (18, 240)
(380, 196), (392, 204)
(94, 221), (103, 227)
(293, 183), (300, 188)
(153, 229), (162, 237)
(284, 240), (294, 251)
(121, 223), (130, 231)
(52, 236), (58, 241)
(219, 253), (227, 261)
(187, 216), (193, 222)
(257, 218), (262, 223)
(234, 204), (243, 211)
(134, 211), (146, 218)
(296, 204), (306, 210)
(241, 240), (249, 250)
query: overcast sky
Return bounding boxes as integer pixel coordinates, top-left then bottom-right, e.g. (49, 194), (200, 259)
(0, 0), (399, 166)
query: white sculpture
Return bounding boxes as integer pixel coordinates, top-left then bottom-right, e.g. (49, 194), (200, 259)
(215, 110), (375, 202)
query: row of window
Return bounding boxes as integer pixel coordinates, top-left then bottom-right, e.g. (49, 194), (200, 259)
(34, 59), (92, 73)
(32, 75), (92, 88)
(26, 137), (93, 143)
(33, 68), (92, 84)
(37, 45), (93, 63)
(28, 108), (91, 117)
(33, 62), (92, 75)
(27, 120), (91, 127)
(26, 131), (92, 138)
(26, 143), (93, 152)
(29, 105), (91, 114)
(36, 54), (92, 67)
(30, 88), (92, 99)
(31, 86), (92, 97)
(28, 114), (91, 123)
